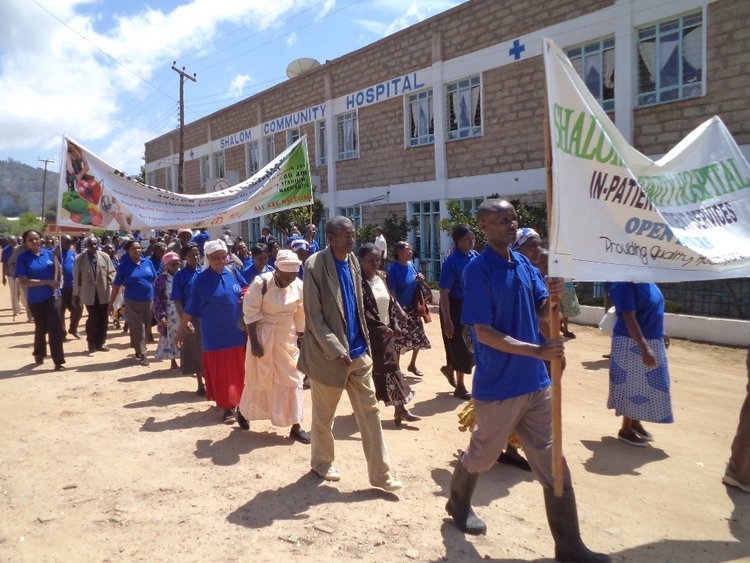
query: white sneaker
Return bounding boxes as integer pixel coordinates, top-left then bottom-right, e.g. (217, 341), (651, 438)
(314, 467), (341, 482)
(372, 477), (403, 492)
(723, 474), (750, 493)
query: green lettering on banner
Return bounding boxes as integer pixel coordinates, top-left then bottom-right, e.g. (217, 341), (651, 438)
(552, 103), (622, 165)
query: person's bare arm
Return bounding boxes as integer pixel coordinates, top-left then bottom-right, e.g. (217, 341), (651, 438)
(621, 310), (657, 367)
(474, 324), (564, 361)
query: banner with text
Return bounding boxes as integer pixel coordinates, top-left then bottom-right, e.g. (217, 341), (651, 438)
(57, 136), (313, 231)
(543, 38), (750, 282)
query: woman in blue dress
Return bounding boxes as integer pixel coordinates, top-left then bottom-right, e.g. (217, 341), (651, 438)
(608, 282), (673, 446)
(176, 239), (247, 425)
(15, 229), (66, 370)
(388, 241), (431, 377)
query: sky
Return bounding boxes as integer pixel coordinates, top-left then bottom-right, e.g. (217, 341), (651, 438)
(1, 0), (463, 176)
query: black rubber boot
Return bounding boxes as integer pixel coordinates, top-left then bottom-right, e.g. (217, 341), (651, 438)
(445, 460), (487, 535)
(544, 488), (611, 562)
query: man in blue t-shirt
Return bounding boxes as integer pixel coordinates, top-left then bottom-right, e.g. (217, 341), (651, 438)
(59, 235), (83, 338)
(297, 216), (402, 492)
(445, 199), (609, 563)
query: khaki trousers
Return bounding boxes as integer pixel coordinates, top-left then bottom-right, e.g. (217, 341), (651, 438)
(462, 387), (572, 491)
(310, 354), (393, 485)
(726, 352), (750, 485)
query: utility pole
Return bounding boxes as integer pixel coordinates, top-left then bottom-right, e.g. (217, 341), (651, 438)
(172, 62), (196, 194)
(38, 157), (55, 220)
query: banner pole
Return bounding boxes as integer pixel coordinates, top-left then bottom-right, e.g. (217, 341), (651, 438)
(544, 83), (564, 498)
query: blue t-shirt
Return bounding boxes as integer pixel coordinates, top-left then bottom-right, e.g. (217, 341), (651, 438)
(240, 261), (273, 284)
(170, 264), (202, 307)
(184, 267), (247, 352)
(1, 245), (13, 268)
(15, 248), (56, 304)
(60, 248), (76, 288)
(609, 282), (664, 340)
(387, 261), (418, 307)
(149, 254), (163, 276)
(462, 247), (550, 401)
(334, 256), (367, 360)
(191, 231), (210, 256)
(113, 255), (157, 301)
(309, 239), (320, 254)
(439, 249), (479, 299)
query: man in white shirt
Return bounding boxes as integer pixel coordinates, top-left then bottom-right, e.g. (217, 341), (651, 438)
(373, 227), (387, 269)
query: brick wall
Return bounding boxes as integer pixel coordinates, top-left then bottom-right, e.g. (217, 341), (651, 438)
(337, 98), (435, 190)
(633, 0), (750, 155)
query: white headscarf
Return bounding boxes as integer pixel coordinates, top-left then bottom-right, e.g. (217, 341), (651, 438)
(275, 249), (302, 272)
(204, 238), (227, 256)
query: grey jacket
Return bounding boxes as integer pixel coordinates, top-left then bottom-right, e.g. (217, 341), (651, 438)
(297, 246), (371, 388)
(73, 250), (116, 306)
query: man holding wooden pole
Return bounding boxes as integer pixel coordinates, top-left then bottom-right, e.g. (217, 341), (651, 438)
(445, 198), (609, 563)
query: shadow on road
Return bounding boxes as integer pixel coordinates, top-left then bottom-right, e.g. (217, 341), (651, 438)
(194, 428), (296, 466)
(227, 472), (397, 529)
(580, 437), (669, 476)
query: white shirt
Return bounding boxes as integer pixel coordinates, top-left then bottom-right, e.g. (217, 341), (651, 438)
(374, 234), (387, 259)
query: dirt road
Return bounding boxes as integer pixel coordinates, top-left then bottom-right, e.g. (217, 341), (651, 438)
(0, 289), (748, 562)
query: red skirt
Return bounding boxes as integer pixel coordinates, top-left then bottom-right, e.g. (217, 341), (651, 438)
(202, 345), (246, 409)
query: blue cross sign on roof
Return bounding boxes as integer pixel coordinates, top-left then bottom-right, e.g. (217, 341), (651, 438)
(509, 39), (525, 60)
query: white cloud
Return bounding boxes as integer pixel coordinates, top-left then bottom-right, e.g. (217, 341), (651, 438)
(287, 31), (298, 47)
(225, 74), (252, 100)
(0, 0), (331, 172)
(357, 0), (463, 37)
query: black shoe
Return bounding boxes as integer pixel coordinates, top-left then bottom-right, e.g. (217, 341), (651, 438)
(54, 364), (66, 371)
(34, 356), (44, 365)
(139, 356), (150, 367)
(196, 385), (206, 397)
(97, 345), (110, 352)
(69, 331), (81, 339)
(290, 427), (311, 444)
(498, 450), (532, 472)
(394, 410), (422, 426)
(236, 408), (250, 430)
(222, 408), (236, 425)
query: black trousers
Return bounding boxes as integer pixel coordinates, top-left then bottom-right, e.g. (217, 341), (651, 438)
(85, 293), (109, 350)
(28, 297), (65, 366)
(61, 286), (82, 334)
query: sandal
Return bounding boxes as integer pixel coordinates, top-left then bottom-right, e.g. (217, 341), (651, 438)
(407, 366), (424, 378)
(440, 365), (457, 388)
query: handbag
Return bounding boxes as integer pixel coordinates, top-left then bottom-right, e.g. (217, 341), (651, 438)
(414, 281), (432, 323)
(411, 264), (433, 304)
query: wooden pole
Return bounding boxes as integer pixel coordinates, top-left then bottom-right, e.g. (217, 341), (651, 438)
(544, 91), (564, 498)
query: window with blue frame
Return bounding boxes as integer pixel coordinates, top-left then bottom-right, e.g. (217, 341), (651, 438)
(637, 12), (703, 107)
(338, 206), (360, 229)
(567, 37), (615, 112)
(446, 76), (481, 141)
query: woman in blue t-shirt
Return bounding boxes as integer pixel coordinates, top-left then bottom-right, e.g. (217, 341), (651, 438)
(16, 229), (66, 370)
(608, 282), (673, 447)
(109, 239), (157, 366)
(171, 243), (204, 395)
(438, 225), (478, 400)
(176, 239), (248, 425)
(387, 241), (431, 378)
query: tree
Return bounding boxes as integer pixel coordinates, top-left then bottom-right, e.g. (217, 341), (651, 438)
(13, 212), (43, 235)
(357, 214), (419, 257)
(440, 197), (547, 251)
(267, 198), (324, 241)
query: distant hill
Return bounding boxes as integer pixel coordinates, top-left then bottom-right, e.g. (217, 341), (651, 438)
(0, 158), (61, 217)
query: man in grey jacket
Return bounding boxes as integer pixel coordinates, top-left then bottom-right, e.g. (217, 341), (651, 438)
(298, 216), (402, 492)
(73, 235), (116, 353)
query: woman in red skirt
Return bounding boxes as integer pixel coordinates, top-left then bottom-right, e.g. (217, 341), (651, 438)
(176, 239), (247, 424)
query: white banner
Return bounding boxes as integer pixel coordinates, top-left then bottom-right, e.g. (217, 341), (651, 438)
(57, 136), (313, 231)
(543, 38), (750, 282)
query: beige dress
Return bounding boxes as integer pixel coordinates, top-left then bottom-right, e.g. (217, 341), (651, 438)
(238, 273), (305, 427)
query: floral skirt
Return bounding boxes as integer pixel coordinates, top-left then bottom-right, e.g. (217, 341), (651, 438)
(394, 305), (431, 354)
